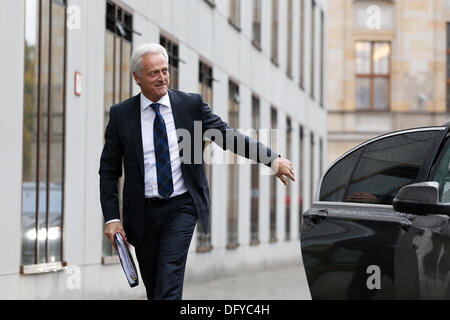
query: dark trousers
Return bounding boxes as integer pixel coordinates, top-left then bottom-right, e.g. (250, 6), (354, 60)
(134, 192), (197, 300)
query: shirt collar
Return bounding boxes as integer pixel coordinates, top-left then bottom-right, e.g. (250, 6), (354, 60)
(141, 92), (171, 111)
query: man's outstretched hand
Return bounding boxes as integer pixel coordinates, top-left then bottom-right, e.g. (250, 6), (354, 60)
(272, 157), (295, 186)
(104, 221), (127, 250)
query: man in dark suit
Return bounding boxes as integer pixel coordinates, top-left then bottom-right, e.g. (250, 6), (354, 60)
(99, 43), (295, 300)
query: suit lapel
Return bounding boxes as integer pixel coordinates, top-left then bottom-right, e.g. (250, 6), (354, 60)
(168, 90), (183, 131)
(129, 93), (145, 179)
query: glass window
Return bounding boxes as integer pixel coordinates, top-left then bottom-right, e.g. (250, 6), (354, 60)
(319, 10), (325, 107)
(229, 0), (241, 29)
(22, 0), (66, 267)
(103, 1), (133, 260)
(197, 60), (213, 252)
(431, 138), (450, 203)
(310, 133), (315, 204)
(285, 118), (292, 240)
(320, 130), (443, 205)
(271, 0), (279, 64)
(160, 35), (179, 90)
(355, 41), (391, 110)
(299, 0), (305, 89)
(286, 0), (293, 77)
(250, 96), (260, 245)
(298, 126), (304, 235)
(252, 0), (262, 48)
(270, 107), (278, 242)
(227, 80), (240, 248)
(310, 0), (316, 99)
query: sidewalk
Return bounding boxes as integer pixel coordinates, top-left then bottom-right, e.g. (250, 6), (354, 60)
(182, 264), (312, 300)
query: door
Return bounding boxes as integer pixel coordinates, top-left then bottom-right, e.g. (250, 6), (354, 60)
(301, 128), (446, 299)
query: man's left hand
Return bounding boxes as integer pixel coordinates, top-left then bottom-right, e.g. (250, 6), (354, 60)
(272, 157), (295, 186)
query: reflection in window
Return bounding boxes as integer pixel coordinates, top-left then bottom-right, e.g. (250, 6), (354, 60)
(355, 41), (391, 110)
(22, 0), (66, 267)
(103, 1), (133, 259)
(227, 80), (240, 248)
(270, 108), (278, 242)
(250, 96), (260, 245)
(160, 35), (179, 90)
(197, 60), (213, 252)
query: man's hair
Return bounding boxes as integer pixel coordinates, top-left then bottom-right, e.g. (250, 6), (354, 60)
(130, 43), (169, 77)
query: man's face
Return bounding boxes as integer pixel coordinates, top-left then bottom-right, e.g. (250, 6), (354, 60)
(133, 53), (170, 102)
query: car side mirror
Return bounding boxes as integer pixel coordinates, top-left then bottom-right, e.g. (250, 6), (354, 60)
(393, 182), (450, 216)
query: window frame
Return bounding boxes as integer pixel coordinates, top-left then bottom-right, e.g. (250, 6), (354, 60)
(21, 0), (68, 273)
(355, 40), (391, 111)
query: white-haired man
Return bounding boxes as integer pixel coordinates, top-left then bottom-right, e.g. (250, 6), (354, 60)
(99, 43), (295, 300)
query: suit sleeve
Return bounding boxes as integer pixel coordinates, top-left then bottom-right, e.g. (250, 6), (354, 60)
(199, 95), (280, 167)
(99, 106), (123, 223)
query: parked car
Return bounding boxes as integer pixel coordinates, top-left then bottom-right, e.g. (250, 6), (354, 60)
(301, 123), (450, 299)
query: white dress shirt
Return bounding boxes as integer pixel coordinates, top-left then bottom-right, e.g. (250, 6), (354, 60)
(106, 93), (188, 225)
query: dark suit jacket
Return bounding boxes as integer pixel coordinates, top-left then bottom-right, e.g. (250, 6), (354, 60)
(99, 90), (279, 247)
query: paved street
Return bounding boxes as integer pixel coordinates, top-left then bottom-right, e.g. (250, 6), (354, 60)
(182, 264), (312, 300)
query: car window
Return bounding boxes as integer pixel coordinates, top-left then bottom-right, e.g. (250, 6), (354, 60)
(320, 130), (442, 205)
(431, 138), (450, 203)
(319, 148), (363, 202)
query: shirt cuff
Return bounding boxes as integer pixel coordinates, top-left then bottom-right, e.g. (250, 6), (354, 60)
(105, 219), (121, 225)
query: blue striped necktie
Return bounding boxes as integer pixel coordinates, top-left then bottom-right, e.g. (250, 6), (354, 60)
(151, 103), (174, 199)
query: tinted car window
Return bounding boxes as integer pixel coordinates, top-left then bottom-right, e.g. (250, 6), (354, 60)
(431, 138), (450, 202)
(320, 130), (442, 204)
(319, 148), (363, 202)
(345, 130), (442, 205)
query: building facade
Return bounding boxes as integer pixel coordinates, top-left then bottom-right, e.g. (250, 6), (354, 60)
(1, 0), (327, 299)
(328, 0), (450, 165)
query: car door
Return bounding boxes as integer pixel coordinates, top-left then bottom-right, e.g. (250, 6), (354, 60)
(301, 127), (446, 300)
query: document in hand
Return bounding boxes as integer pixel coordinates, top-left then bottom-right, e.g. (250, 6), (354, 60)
(114, 232), (139, 288)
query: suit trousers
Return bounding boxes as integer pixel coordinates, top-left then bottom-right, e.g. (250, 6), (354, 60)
(134, 192), (197, 300)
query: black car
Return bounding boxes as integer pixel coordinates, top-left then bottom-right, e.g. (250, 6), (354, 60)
(301, 122), (450, 299)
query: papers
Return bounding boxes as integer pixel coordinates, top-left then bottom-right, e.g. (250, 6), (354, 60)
(114, 232), (139, 288)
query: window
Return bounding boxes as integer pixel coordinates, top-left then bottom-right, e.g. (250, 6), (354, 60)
(286, 0), (293, 77)
(431, 137), (450, 202)
(310, 133), (315, 204)
(252, 0), (262, 49)
(299, 0), (305, 89)
(103, 1), (133, 261)
(270, 107), (278, 242)
(250, 96), (260, 245)
(197, 60), (214, 252)
(356, 41), (391, 110)
(22, 0), (67, 269)
(271, 0), (279, 64)
(285, 118), (292, 240)
(320, 130), (443, 204)
(229, 0), (241, 30)
(447, 23), (450, 111)
(298, 126), (304, 234)
(310, 0), (316, 99)
(319, 10), (325, 107)
(227, 80), (240, 248)
(160, 34), (179, 90)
